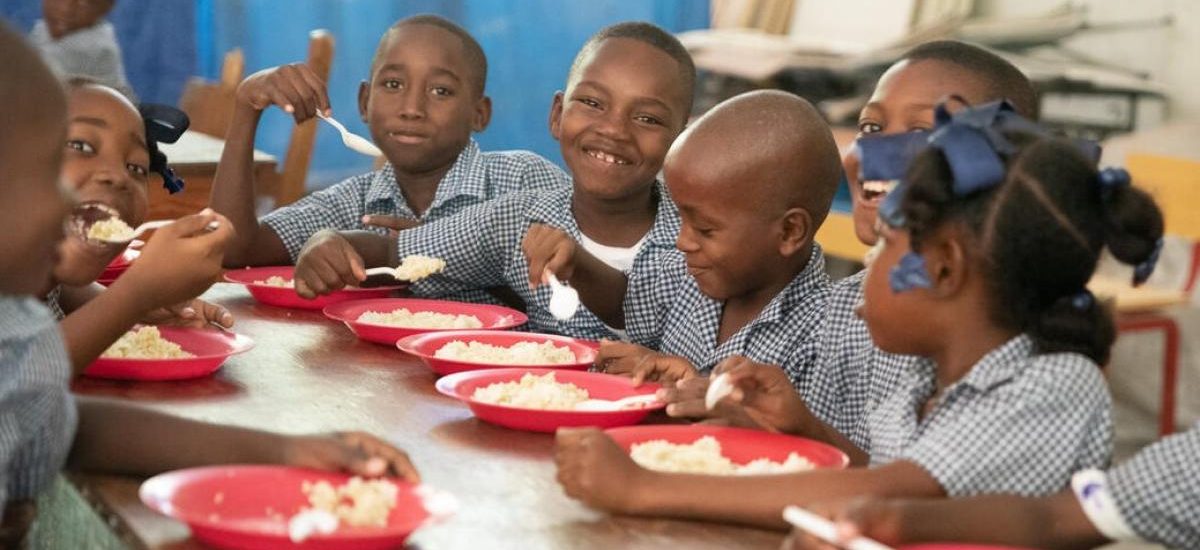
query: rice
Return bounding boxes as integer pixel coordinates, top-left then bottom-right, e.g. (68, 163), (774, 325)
(87, 217), (135, 241)
(253, 275), (294, 287)
(629, 436), (815, 475)
(434, 339), (576, 365)
(393, 255), (446, 281)
(300, 477), (399, 528)
(101, 326), (193, 359)
(357, 308), (483, 329)
(471, 372), (589, 410)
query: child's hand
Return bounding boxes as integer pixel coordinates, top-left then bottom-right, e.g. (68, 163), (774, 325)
(780, 498), (905, 550)
(361, 214), (421, 235)
(236, 63), (330, 123)
(554, 428), (644, 513)
(659, 356), (808, 434)
(596, 340), (698, 386)
(281, 431), (420, 483)
(142, 298), (235, 329)
(294, 230), (366, 299)
(522, 223), (576, 289)
(121, 210), (233, 313)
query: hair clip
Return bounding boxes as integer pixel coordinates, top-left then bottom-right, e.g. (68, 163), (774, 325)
(889, 251), (933, 292)
(139, 103), (190, 194)
(1132, 238), (1163, 286)
(1098, 167), (1131, 195)
(1070, 290), (1095, 311)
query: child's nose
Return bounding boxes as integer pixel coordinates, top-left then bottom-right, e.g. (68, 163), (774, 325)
(594, 109), (632, 141)
(397, 88), (427, 120)
(90, 168), (134, 192)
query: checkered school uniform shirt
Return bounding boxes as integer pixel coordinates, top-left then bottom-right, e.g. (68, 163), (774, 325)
(0, 296), (77, 515)
(624, 246), (831, 384)
(1108, 422), (1200, 548)
(397, 183), (681, 340)
(867, 335), (1112, 497)
(262, 139), (568, 261)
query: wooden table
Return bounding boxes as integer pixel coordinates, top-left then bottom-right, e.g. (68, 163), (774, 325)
(68, 283), (782, 549)
(148, 132), (277, 220)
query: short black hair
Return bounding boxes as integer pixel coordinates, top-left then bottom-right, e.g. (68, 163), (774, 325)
(901, 40), (1038, 119)
(370, 14), (488, 97)
(567, 21), (696, 114)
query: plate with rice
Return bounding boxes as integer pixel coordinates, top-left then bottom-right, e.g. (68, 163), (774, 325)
(84, 325), (254, 381)
(605, 425), (849, 475)
(323, 298), (527, 346)
(435, 368), (664, 432)
(223, 266), (405, 310)
(140, 466), (451, 550)
(397, 330), (597, 375)
(96, 240), (142, 286)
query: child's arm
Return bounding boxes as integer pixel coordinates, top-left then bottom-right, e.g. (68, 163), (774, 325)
(553, 428), (943, 530)
(292, 230), (394, 298)
(210, 64), (330, 267)
(595, 340), (697, 385)
(55, 283), (104, 314)
(522, 223), (628, 327)
(59, 212), (232, 372)
(69, 396), (418, 481)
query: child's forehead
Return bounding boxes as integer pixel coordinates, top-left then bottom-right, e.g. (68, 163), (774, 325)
(68, 87), (145, 140)
(870, 59), (990, 109)
(570, 38), (689, 110)
(376, 24), (473, 76)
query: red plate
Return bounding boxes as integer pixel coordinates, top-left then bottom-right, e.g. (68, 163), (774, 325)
(901, 546), (1034, 550)
(83, 326), (254, 381)
(605, 424), (850, 469)
(223, 266), (405, 310)
(140, 465), (432, 550)
(435, 368), (663, 432)
(397, 330), (597, 375)
(323, 298), (527, 346)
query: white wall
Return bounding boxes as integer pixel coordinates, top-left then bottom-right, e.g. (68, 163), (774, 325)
(976, 0), (1200, 124)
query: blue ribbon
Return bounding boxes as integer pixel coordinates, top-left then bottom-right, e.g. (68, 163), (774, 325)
(889, 251), (933, 292)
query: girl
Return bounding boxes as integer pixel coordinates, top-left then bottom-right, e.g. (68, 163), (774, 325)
(553, 99), (1164, 529)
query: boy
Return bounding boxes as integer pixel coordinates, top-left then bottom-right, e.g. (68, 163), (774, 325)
(293, 21), (695, 341)
(211, 14), (567, 268)
(29, 0), (133, 98)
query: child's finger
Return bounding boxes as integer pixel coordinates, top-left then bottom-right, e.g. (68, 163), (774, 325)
(296, 65), (331, 115)
(361, 214), (420, 231)
(345, 249), (366, 283)
(277, 76), (315, 121)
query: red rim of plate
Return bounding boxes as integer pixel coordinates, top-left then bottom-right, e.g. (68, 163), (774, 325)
(83, 326), (254, 380)
(323, 298), (528, 345)
(139, 465), (431, 548)
(435, 367), (664, 432)
(605, 424), (850, 469)
(900, 546), (1036, 550)
(107, 246), (141, 269)
(223, 266), (406, 310)
(397, 330), (597, 375)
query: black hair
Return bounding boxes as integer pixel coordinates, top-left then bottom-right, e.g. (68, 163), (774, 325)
(370, 14), (488, 97)
(901, 40), (1039, 119)
(901, 134), (1163, 364)
(567, 21), (696, 114)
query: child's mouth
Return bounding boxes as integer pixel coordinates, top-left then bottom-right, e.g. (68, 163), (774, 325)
(860, 180), (898, 205)
(387, 130), (428, 145)
(583, 147), (630, 166)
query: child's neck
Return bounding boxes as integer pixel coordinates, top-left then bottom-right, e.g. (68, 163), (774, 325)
(716, 245), (812, 345)
(571, 183), (657, 247)
(928, 316), (1020, 391)
(392, 162), (456, 218)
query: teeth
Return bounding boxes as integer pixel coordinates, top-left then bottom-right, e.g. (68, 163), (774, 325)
(586, 149), (628, 165)
(862, 180), (898, 194)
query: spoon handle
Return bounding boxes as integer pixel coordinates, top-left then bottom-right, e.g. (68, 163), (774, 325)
(782, 506), (895, 550)
(317, 112), (348, 134)
(364, 267), (397, 277)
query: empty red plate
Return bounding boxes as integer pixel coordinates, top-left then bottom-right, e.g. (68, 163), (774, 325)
(323, 298), (527, 346)
(83, 326), (254, 381)
(435, 368), (664, 432)
(397, 330), (597, 375)
(223, 267), (405, 310)
(605, 425), (850, 470)
(140, 465), (432, 549)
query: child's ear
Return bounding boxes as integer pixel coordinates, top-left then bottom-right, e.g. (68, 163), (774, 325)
(778, 207), (813, 257)
(472, 95), (492, 133)
(357, 81), (370, 124)
(548, 91), (565, 141)
(922, 225), (968, 298)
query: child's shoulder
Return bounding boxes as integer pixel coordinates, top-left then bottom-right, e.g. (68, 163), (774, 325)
(0, 295), (58, 344)
(477, 147), (569, 192)
(1001, 349), (1109, 406)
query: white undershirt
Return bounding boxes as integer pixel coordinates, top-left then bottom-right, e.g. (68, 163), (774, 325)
(579, 233), (649, 340)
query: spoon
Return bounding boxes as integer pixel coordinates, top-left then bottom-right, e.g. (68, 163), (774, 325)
(782, 506), (895, 550)
(574, 394), (660, 412)
(364, 255), (446, 282)
(90, 219), (222, 244)
(318, 112), (383, 157)
(705, 372), (735, 410)
(545, 271), (580, 321)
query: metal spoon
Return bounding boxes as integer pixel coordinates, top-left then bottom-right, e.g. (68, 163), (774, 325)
(318, 112), (382, 157)
(574, 394), (660, 412)
(545, 271), (580, 321)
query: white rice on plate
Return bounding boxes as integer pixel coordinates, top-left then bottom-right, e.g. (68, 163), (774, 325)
(434, 340), (575, 365)
(471, 372), (589, 410)
(289, 477), (399, 542)
(630, 436), (815, 475)
(357, 308), (482, 329)
(393, 255), (446, 281)
(101, 326), (193, 359)
(253, 275), (294, 287)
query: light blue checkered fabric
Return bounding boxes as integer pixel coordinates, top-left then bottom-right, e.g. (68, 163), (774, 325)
(1107, 422), (1200, 548)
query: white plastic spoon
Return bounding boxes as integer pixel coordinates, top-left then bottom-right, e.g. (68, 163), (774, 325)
(782, 506), (896, 550)
(318, 112), (383, 157)
(704, 372), (735, 410)
(545, 271), (580, 321)
(574, 394), (660, 412)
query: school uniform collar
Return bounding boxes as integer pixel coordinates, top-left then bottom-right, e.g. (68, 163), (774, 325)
(751, 245), (830, 327)
(364, 139), (488, 217)
(526, 180), (679, 245)
(952, 334), (1037, 392)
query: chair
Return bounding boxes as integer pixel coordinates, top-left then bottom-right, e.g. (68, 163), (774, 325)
(275, 29), (334, 207)
(179, 48), (245, 138)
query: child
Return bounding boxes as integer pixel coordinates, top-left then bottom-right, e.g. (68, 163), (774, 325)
(29, 0), (133, 98)
(784, 423), (1199, 550)
(553, 99), (1162, 529)
(0, 25), (417, 541)
(211, 14), (567, 269)
(46, 78), (234, 371)
(293, 21), (695, 340)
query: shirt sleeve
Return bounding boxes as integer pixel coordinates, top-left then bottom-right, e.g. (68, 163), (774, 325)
(518, 154), (570, 192)
(1106, 424), (1200, 548)
(898, 357), (1112, 497)
(261, 176), (376, 262)
(622, 249), (687, 349)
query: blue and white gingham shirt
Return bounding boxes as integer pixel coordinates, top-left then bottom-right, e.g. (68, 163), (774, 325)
(0, 295), (77, 515)
(623, 246), (831, 383)
(262, 139), (568, 262)
(1107, 422), (1200, 548)
(867, 335), (1112, 497)
(396, 183), (681, 340)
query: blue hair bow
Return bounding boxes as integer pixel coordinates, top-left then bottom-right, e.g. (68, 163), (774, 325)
(926, 98), (1042, 196)
(139, 104), (190, 194)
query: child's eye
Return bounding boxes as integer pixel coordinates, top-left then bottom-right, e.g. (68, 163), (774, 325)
(858, 121), (882, 135)
(430, 86), (454, 97)
(66, 139), (95, 154)
(576, 98), (601, 109)
(126, 163), (149, 178)
(381, 79), (403, 90)
(634, 115), (664, 126)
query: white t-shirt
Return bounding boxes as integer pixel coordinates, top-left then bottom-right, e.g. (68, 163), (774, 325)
(579, 233), (648, 340)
